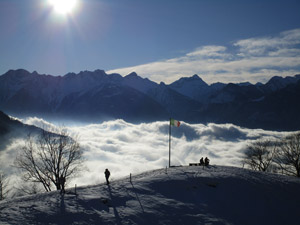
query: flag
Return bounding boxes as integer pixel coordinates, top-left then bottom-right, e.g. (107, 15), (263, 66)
(170, 118), (180, 127)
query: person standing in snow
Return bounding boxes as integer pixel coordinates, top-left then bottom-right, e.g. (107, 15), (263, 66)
(59, 175), (66, 194)
(104, 169), (110, 185)
(204, 157), (210, 166)
(200, 157), (204, 165)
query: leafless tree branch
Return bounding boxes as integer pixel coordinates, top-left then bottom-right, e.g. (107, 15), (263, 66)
(14, 128), (84, 192)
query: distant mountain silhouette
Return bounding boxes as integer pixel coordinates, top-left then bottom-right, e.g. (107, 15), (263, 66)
(1, 69), (300, 130)
(0, 110), (43, 150)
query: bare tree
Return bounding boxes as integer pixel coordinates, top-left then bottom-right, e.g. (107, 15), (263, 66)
(14, 128), (83, 192)
(243, 140), (276, 172)
(0, 172), (10, 200)
(275, 132), (300, 177)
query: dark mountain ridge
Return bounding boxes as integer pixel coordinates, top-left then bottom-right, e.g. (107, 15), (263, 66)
(0, 110), (43, 150)
(1, 69), (300, 130)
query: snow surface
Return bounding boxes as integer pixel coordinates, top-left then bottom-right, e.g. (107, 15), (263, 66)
(1, 165), (300, 225)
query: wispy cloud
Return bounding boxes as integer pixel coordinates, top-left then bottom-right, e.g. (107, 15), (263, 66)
(234, 29), (300, 56)
(108, 28), (300, 84)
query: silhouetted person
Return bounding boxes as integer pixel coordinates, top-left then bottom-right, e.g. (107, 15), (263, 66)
(200, 157), (204, 165)
(204, 157), (210, 166)
(104, 169), (110, 185)
(59, 175), (66, 194)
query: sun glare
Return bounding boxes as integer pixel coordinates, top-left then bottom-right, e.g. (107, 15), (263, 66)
(49, 0), (78, 15)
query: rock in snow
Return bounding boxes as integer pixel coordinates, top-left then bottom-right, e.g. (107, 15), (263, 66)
(0, 166), (300, 225)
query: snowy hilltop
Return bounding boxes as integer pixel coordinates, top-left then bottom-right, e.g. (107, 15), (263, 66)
(1, 165), (300, 225)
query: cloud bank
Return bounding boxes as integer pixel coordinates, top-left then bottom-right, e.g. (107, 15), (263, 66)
(108, 28), (300, 84)
(1, 118), (288, 189)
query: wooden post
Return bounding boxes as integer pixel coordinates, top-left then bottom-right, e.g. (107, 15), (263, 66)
(169, 118), (171, 168)
(0, 173), (2, 200)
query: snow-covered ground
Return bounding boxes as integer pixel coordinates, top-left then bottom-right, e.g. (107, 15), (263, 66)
(1, 165), (300, 225)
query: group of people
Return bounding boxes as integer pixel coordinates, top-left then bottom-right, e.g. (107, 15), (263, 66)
(61, 161), (214, 193)
(199, 157), (210, 166)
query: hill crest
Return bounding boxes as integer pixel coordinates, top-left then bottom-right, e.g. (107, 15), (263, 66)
(1, 165), (300, 225)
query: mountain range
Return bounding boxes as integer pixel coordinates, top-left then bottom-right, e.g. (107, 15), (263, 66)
(1, 69), (300, 130)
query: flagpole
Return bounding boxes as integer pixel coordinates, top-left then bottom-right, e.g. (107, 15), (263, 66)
(169, 118), (171, 168)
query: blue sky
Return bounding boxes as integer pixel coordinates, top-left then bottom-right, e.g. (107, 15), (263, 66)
(0, 0), (300, 84)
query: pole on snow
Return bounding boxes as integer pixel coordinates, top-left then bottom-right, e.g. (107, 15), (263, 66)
(168, 118), (180, 168)
(0, 173), (2, 200)
(169, 118), (171, 168)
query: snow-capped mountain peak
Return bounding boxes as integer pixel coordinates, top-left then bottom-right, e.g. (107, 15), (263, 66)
(123, 72), (157, 94)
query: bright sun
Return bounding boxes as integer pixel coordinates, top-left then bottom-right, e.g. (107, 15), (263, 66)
(48, 0), (78, 15)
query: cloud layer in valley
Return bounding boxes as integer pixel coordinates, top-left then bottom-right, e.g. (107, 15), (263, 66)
(108, 28), (300, 84)
(1, 118), (287, 189)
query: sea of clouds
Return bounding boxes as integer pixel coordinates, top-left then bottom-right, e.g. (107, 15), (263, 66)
(0, 117), (294, 192)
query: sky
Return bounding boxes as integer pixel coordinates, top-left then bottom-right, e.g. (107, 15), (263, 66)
(0, 0), (300, 84)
